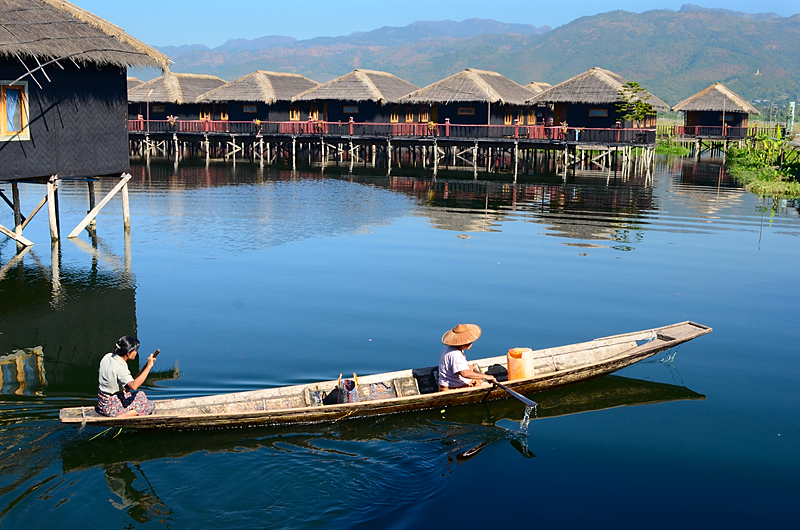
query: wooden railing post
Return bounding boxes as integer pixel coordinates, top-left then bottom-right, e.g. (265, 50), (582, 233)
(514, 118), (519, 138)
(445, 118), (450, 137)
(349, 117), (354, 136)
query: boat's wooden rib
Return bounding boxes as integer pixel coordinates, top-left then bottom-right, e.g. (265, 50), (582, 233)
(59, 321), (711, 429)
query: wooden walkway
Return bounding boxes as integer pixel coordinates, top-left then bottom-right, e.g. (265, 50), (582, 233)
(129, 119), (658, 179)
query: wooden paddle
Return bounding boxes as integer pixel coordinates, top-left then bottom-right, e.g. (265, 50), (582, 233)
(493, 381), (538, 408)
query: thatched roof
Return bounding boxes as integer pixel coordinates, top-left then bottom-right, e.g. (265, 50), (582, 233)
(525, 81), (551, 95)
(400, 69), (534, 106)
(672, 83), (760, 115)
(198, 71), (318, 103)
(0, 0), (169, 69)
(527, 67), (669, 111)
(293, 69), (417, 104)
(128, 72), (226, 104)
(127, 76), (142, 90)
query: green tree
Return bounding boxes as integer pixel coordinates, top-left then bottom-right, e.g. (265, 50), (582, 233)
(617, 82), (657, 126)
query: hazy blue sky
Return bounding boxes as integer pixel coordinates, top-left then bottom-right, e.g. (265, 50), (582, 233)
(80, 1), (798, 47)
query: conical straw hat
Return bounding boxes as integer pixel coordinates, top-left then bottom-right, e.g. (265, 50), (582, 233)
(441, 324), (482, 346)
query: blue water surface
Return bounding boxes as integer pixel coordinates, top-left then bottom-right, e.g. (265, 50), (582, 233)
(1, 157), (798, 529)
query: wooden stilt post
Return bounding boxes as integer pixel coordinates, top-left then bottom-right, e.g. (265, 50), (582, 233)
(514, 139), (519, 182)
(47, 176), (59, 241)
(121, 179), (131, 230)
(12, 183), (23, 250)
(87, 180), (97, 230)
(68, 174), (132, 239)
(433, 139), (438, 177)
(473, 141), (478, 179)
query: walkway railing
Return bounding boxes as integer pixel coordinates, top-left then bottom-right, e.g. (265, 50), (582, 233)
(657, 124), (787, 139)
(128, 118), (657, 145)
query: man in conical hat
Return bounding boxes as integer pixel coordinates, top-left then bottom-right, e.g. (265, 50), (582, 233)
(438, 324), (496, 391)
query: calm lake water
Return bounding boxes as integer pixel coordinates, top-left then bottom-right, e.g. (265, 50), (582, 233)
(1, 157), (799, 528)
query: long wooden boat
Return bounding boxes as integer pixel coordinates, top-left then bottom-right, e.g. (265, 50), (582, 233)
(59, 321), (711, 429)
(60, 375), (704, 471)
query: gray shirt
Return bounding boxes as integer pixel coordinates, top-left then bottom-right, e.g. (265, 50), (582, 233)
(98, 353), (134, 394)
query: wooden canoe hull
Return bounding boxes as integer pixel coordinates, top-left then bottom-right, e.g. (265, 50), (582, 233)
(59, 321), (711, 429)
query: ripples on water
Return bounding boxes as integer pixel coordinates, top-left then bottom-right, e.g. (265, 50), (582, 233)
(1, 156), (799, 528)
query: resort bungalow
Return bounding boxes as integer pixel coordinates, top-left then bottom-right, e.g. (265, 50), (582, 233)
(671, 83), (760, 138)
(127, 72), (226, 121)
(1, 0), (169, 245)
(525, 81), (552, 124)
(527, 67), (668, 129)
(399, 69), (536, 126)
(196, 71), (318, 122)
(291, 69), (418, 123)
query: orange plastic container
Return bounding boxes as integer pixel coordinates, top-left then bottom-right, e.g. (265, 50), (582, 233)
(507, 348), (535, 381)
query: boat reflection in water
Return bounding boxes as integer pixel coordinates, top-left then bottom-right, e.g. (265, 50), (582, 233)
(60, 374), (703, 525)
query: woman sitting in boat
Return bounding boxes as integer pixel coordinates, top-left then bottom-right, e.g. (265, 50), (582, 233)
(438, 324), (496, 391)
(96, 336), (157, 418)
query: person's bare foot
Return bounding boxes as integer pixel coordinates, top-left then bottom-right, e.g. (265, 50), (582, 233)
(117, 410), (140, 418)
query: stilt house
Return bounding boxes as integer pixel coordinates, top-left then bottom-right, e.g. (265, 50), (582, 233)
(291, 70), (417, 123)
(525, 81), (552, 124)
(671, 83), (760, 138)
(196, 71), (318, 122)
(399, 69), (535, 125)
(127, 72), (226, 121)
(0, 0), (168, 182)
(526, 67), (668, 128)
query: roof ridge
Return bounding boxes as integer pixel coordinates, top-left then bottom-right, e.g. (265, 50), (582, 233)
(255, 70), (307, 78)
(354, 70), (384, 102)
(170, 72), (224, 80)
(164, 72), (183, 104)
(254, 71), (276, 103)
(714, 83), (754, 112)
(589, 67), (626, 89)
(466, 69), (500, 102)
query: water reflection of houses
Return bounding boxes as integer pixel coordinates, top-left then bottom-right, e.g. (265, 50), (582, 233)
(382, 174), (655, 242)
(668, 159), (747, 217)
(0, 260), (137, 393)
(0, 346), (45, 395)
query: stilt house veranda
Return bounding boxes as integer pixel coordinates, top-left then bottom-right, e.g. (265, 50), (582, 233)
(526, 67), (668, 128)
(0, 0), (169, 182)
(127, 72), (226, 121)
(671, 83), (760, 138)
(399, 69), (538, 125)
(196, 71), (318, 122)
(291, 69), (418, 123)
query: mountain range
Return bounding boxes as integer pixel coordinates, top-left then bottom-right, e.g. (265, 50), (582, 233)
(146, 5), (800, 106)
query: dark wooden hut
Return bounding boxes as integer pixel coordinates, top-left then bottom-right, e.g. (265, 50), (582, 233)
(196, 71), (318, 122)
(526, 67), (668, 129)
(127, 72), (226, 121)
(671, 83), (760, 138)
(399, 69), (535, 125)
(0, 0), (169, 183)
(291, 69), (417, 123)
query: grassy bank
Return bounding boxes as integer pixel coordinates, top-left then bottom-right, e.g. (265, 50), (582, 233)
(655, 140), (691, 156)
(726, 137), (800, 198)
